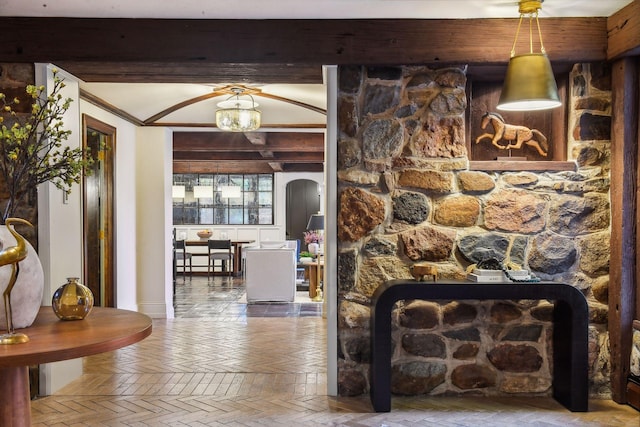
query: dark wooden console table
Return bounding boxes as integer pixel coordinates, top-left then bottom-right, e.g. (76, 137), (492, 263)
(0, 307), (152, 427)
(370, 280), (589, 412)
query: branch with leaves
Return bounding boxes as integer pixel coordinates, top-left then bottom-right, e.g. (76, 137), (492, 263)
(0, 69), (92, 223)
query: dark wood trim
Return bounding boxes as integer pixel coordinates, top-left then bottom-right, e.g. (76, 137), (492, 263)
(637, 61), (640, 326)
(172, 161), (323, 174)
(0, 17), (608, 72)
(469, 160), (576, 172)
(55, 62), (324, 84)
(551, 79), (568, 162)
(143, 88), (326, 125)
(82, 114), (117, 308)
(173, 131), (324, 152)
(608, 0), (640, 60)
(151, 122), (325, 129)
(80, 89), (144, 126)
(609, 56), (639, 403)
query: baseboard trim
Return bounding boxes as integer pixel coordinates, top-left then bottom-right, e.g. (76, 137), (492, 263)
(627, 378), (640, 411)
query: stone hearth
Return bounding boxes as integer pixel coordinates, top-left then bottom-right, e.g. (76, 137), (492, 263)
(336, 64), (612, 398)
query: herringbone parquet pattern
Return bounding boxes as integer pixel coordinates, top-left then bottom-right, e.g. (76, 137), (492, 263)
(30, 278), (639, 426)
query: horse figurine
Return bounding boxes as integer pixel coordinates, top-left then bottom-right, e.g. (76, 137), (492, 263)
(475, 112), (549, 157)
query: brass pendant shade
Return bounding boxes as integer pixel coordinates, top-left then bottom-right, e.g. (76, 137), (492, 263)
(497, 53), (561, 111)
(497, 0), (561, 112)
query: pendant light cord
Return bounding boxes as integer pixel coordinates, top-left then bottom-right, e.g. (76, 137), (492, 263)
(510, 10), (546, 57)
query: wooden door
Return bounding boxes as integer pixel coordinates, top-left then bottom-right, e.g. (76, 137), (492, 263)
(286, 179), (320, 244)
(82, 115), (116, 307)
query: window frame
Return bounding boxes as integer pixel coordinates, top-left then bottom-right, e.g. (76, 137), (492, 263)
(172, 173), (274, 225)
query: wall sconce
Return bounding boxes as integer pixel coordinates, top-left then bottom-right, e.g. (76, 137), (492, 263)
(172, 185), (185, 199)
(193, 185), (213, 199)
(215, 87), (261, 132)
(497, 0), (561, 111)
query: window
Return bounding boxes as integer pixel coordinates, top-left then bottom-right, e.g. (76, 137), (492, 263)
(173, 173), (274, 225)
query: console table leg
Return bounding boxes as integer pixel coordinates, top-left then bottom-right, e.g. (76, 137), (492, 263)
(0, 366), (31, 427)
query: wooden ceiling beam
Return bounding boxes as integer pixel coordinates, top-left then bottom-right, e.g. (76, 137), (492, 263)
(607, 0), (640, 60)
(173, 151), (324, 162)
(245, 133), (267, 145)
(269, 162), (284, 172)
(55, 62), (323, 84)
(173, 132), (324, 152)
(173, 161), (322, 174)
(0, 17), (608, 72)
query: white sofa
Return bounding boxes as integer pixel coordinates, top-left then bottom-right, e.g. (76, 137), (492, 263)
(244, 247), (296, 302)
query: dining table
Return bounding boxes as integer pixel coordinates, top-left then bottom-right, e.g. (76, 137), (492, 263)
(185, 239), (255, 276)
(0, 306), (152, 427)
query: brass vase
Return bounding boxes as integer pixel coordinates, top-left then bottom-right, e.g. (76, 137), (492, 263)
(52, 277), (94, 320)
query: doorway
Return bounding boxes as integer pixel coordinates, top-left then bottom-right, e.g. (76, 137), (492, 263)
(82, 114), (116, 307)
(286, 179), (321, 244)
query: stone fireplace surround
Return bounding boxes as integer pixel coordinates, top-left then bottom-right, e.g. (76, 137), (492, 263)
(336, 63), (612, 399)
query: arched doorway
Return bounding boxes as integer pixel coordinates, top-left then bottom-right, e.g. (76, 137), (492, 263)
(286, 179), (321, 245)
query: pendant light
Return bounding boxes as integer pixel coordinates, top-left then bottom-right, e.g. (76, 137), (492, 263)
(497, 0), (561, 111)
(215, 87), (261, 132)
(220, 185), (242, 199)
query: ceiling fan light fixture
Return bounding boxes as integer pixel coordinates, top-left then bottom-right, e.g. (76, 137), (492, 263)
(215, 88), (261, 132)
(497, 0), (561, 112)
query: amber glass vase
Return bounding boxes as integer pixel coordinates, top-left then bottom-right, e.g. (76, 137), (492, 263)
(51, 277), (94, 320)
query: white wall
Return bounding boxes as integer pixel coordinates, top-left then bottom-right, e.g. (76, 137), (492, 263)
(36, 64), (85, 395)
(136, 127), (174, 319)
(80, 101), (139, 311)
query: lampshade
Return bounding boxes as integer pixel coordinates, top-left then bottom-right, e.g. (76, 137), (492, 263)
(497, 0), (561, 112)
(306, 214), (324, 231)
(193, 185), (213, 199)
(216, 88), (261, 132)
(172, 185), (185, 199)
(220, 185), (242, 199)
(497, 53), (561, 111)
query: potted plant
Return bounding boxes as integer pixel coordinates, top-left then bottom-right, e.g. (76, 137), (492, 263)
(0, 69), (91, 223)
(0, 69), (91, 329)
(299, 251), (314, 263)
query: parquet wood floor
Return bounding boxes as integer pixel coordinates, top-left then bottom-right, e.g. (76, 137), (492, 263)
(30, 277), (639, 426)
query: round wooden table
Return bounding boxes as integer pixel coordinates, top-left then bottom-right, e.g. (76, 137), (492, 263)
(0, 307), (152, 427)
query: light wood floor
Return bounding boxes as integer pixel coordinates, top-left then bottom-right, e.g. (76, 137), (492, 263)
(31, 277), (639, 426)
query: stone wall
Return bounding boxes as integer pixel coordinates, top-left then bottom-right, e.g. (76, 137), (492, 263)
(336, 64), (612, 398)
(0, 63), (38, 246)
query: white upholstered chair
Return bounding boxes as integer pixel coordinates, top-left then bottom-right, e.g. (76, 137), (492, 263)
(244, 247), (296, 302)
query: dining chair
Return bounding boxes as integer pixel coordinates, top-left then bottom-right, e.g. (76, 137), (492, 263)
(208, 239), (233, 280)
(174, 239), (193, 280)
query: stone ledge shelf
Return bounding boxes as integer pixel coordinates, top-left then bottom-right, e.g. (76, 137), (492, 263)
(370, 280), (589, 413)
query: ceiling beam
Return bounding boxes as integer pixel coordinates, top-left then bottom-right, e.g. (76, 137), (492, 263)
(173, 161), (323, 174)
(607, 0), (640, 60)
(55, 62), (323, 84)
(172, 151), (324, 162)
(173, 132), (324, 152)
(0, 17), (608, 73)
